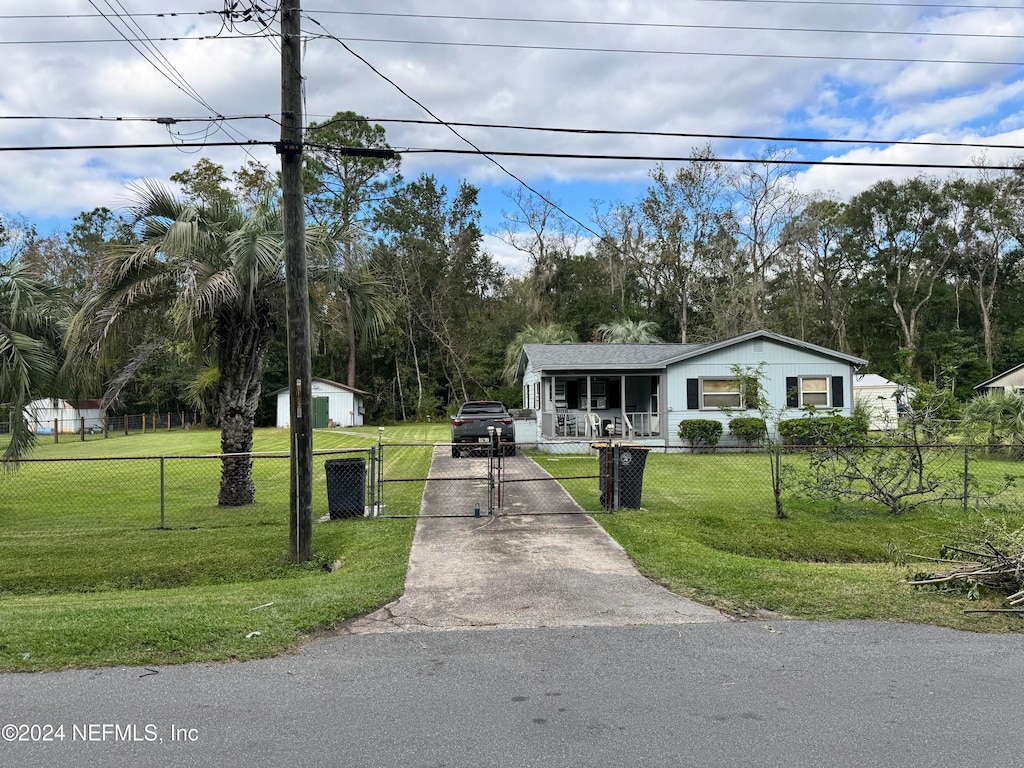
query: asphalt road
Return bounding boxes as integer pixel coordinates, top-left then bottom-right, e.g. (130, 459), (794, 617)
(4, 448), (1021, 766)
(2, 620), (1022, 768)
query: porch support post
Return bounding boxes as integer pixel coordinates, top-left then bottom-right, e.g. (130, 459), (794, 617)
(621, 376), (627, 437)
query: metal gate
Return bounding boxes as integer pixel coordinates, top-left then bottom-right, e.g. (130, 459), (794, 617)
(373, 439), (503, 518)
(498, 439), (604, 516)
(363, 437), (643, 519)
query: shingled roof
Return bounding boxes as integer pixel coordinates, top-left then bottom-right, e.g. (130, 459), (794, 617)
(521, 343), (706, 371)
(519, 330), (867, 375)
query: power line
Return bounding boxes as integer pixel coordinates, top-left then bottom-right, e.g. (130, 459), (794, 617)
(0, 34), (274, 45)
(8, 112), (1021, 154)
(9, 8), (1024, 41)
(390, 146), (1023, 171)
(0, 141), (272, 152)
(4, 113), (1019, 155)
(85, 2), (274, 168)
(301, 34), (1024, 67)
(86, 0), (221, 115)
(0, 11), (214, 20)
(5, 114), (1020, 153)
(302, 12), (610, 244)
(304, 9), (1024, 41)
(7, 32), (1022, 66)
(311, 116), (1024, 152)
(695, 0), (1024, 8)
(0, 114), (277, 123)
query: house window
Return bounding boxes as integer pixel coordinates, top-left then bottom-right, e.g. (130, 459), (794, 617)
(702, 378), (742, 409)
(801, 377), (829, 407)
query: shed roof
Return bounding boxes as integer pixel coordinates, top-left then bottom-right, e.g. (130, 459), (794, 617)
(854, 374), (897, 388)
(270, 377), (367, 397)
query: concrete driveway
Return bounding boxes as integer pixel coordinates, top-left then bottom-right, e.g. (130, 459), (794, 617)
(343, 447), (726, 633)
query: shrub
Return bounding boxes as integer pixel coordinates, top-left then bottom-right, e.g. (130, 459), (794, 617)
(728, 416), (767, 446)
(778, 413), (868, 445)
(678, 419), (723, 452)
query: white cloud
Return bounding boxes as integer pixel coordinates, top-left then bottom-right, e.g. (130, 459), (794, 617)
(1, 0), (1022, 233)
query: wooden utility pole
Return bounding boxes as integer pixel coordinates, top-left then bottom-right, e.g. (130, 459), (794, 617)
(280, 0), (313, 562)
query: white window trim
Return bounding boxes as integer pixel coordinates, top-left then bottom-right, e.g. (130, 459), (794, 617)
(699, 377), (745, 410)
(799, 375), (833, 409)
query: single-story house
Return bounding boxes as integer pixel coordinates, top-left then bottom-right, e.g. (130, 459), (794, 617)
(274, 377), (366, 429)
(25, 398), (105, 434)
(974, 364), (1024, 396)
(518, 329), (867, 449)
(853, 374), (912, 431)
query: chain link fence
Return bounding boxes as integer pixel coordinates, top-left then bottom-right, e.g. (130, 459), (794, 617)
(2, 439), (1022, 542)
(15, 411), (202, 440)
(0, 448), (377, 533)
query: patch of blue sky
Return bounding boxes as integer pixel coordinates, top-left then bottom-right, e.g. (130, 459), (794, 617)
(469, 176), (652, 237)
(786, 77), (879, 146)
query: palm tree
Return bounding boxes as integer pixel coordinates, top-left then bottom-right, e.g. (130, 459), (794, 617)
(68, 181), (337, 505)
(0, 260), (66, 462)
(595, 319), (662, 344)
(964, 389), (1024, 453)
(309, 237), (394, 389)
(502, 323), (576, 382)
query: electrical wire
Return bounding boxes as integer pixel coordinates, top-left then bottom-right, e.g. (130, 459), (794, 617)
(6, 139), (1017, 172)
(0, 141), (271, 152)
(301, 33), (1024, 68)
(303, 9), (1024, 41)
(387, 146), (1023, 171)
(6, 112), (1015, 153)
(86, 0), (222, 115)
(302, 11), (607, 244)
(0, 114), (278, 123)
(0, 34), (276, 45)
(308, 116), (1024, 152)
(4, 115), (1019, 154)
(692, 0), (1024, 8)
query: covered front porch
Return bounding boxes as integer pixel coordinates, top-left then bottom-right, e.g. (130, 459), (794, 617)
(532, 374), (662, 440)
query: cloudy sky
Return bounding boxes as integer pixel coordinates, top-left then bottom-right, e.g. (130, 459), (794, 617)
(3, 0), (1024, 271)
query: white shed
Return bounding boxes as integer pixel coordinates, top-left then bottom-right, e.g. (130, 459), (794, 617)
(25, 398), (105, 434)
(274, 377), (365, 429)
(853, 374), (909, 431)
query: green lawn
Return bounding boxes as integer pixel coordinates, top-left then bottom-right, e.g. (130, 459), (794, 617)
(0, 425), (439, 671)
(2, 427), (1020, 671)
(533, 450), (1024, 633)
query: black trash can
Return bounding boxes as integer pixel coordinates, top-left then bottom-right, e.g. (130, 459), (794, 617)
(593, 442), (650, 509)
(325, 457), (366, 519)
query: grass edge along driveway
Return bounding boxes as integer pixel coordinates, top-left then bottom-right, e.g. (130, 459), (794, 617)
(2, 427), (1021, 672)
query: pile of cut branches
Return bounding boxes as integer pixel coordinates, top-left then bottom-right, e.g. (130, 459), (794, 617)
(909, 542), (1024, 611)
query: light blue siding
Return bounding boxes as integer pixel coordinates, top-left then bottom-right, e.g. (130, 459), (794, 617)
(665, 338), (855, 443)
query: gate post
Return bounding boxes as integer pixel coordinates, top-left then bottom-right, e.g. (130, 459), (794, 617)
(159, 457), (166, 529)
(612, 440), (621, 511)
(376, 427), (385, 510)
(367, 446), (377, 517)
(491, 428), (499, 512)
(487, 426), (496, 515)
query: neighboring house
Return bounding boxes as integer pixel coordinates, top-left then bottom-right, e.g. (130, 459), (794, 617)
(853, 374), (912, 431)
(274, 377), (365, 429)
(974, 364), (1024, 396)
(25, 398), (105, 434)
(518, 330), (867, 449)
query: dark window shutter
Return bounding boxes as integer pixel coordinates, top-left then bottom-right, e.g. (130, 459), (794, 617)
(832, 376), (844, 408)
(786, 377), (799, 408)
(687, 378), (699, 410)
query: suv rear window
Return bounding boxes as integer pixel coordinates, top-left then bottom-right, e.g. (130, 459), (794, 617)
(460, 403), (506, 415)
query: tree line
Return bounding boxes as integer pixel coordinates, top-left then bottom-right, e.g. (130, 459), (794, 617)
(3, 112), (1024, 468)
